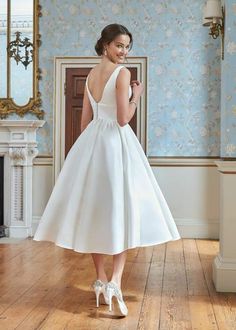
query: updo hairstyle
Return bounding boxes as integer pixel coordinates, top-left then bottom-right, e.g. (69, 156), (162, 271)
(95, 23), (133, 56)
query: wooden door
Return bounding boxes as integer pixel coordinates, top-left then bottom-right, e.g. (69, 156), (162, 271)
(65, 67), (137, 157)
(65, 68), (90, 157)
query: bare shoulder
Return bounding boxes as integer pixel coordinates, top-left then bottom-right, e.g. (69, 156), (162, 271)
(119, 66), (130, 77)
(117, 66), (130, 85)
(89, 65), (98, 76)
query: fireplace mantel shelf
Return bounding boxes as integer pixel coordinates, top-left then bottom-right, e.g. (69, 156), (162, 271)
(0, 120), (45, 128)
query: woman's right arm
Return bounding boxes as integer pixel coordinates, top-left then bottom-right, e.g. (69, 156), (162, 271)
(116, 68), (143, 127)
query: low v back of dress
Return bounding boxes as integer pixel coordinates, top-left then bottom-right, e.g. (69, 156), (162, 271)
(33, 65), (180, 255)
(86, 65), (130, 121)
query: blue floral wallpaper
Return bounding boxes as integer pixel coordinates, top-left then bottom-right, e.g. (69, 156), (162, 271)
(221, 0), (236, 157)
(29, 1), (224, 156)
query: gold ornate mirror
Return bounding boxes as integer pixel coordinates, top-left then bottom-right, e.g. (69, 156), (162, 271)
(0, 0), (44, 119)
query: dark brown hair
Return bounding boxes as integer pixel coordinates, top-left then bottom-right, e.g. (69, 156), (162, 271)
(95, 23), (133, 56)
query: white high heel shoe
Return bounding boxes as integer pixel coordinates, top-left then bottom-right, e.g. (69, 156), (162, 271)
(92, 279), (109, 307)
(106, 281), (128, 316)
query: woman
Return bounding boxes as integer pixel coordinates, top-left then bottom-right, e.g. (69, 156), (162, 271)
(34, 23), (181, 317)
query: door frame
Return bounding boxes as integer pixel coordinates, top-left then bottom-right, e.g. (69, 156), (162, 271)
(54, 56), (148, 183)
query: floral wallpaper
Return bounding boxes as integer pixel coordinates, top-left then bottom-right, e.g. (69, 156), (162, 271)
(28, 0), (223, 156)
(221, 0), (236, 157)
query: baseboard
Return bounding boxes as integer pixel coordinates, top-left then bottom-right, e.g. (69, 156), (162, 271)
(175, 218), (219, 239)
(213, 254), (236, 292)
(7, 226), (33, 238)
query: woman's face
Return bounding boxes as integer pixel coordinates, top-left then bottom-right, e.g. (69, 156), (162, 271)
(105, 34), (131, 64)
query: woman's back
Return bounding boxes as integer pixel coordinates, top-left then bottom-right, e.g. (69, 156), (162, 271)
(86, 64), (131, 122)
(87, 64), (120, 103)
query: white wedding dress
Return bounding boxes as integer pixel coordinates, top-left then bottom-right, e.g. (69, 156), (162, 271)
(33, 65), (181, 254)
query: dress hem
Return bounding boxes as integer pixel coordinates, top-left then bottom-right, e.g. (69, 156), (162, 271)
(33, 235), (181, 255)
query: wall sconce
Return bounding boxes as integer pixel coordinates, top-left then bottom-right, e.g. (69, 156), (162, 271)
(203, 0), (225, 60)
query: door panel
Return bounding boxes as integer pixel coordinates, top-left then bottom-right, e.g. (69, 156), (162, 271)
(65, 68), (90, 157)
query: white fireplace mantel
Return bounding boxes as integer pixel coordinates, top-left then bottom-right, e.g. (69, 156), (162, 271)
(0, 119), (45, 238)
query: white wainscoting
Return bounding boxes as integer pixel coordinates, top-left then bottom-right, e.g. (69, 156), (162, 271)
(32, 157), (220, 239)
(151, 159), (219, 239)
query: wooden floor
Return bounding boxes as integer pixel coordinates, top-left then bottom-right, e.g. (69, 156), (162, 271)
(0, 239), (236, 330)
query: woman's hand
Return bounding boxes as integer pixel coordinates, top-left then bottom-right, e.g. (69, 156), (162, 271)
(131, 80), (144, 100)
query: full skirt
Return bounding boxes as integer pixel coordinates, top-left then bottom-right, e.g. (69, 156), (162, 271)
(33, 119), (181, 254)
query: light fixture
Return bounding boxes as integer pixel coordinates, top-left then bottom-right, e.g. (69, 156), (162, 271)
(203, 0), (225, 60)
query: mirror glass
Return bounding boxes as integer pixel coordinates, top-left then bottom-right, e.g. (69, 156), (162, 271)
(0, 0), (7, 98)
(10, 0), (33, 105)
(0, 0), (43, 119)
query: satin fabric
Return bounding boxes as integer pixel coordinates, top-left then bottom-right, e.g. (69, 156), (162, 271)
(33, 65), (181, 254)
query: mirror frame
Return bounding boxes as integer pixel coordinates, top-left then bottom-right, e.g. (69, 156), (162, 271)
(0, 0), (44, 119)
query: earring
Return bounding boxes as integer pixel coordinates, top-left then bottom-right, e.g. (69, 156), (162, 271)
(104, 49), (107, 56)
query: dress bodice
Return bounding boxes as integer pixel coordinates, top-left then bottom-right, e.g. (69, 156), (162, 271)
(86, 65), (132, 121)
